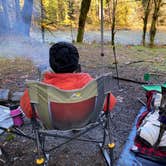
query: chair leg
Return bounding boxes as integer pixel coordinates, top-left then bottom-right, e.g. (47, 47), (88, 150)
(30, 104), (49, 165)
(108, 143), (115, 166)
(99, 112), (115, 166)
(35, 131), (45, 165)
(31, 119), (49, 165)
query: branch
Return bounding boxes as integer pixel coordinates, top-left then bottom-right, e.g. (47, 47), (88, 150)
(112, 76), (148, 84)
(125, 59), (156, 65)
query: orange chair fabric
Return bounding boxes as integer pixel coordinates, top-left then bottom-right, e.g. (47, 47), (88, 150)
(20, 72), (116, 118)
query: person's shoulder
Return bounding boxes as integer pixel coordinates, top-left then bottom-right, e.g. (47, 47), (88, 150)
(75, 72), (91, 76)
(75, 73), (94, 82)
(74, 73), (93, 78)
(43, 72), (93, 81)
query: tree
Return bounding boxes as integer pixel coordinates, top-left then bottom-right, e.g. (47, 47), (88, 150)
(142, 0), (152, 46)
(111, 0), (120, 88)
(76, 0), (91, 42)
(0, 0), (10, 34)
(41, 0), (45, 42)
(0, 0), (34, 37)
(20, 0), (34, 36)
(149, 0), (163, 47)
(111, 0), (117, 46)
(116, 0), (138, 28)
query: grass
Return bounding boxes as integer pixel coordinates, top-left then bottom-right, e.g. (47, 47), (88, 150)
(0, 57), (38, 93)
(0, 57), (36, 76)
(0, 44), (166, 91)
(0, 44), (166, 72)
(75, 44), (166, 72)
(127, 46), (166, 72)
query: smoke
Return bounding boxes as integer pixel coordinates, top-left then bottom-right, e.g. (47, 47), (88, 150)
(0, 36), (50, 66)
(0, 0), (50, 67)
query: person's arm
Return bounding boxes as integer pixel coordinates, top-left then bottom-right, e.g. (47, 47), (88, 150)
(20, 89), (33, 118)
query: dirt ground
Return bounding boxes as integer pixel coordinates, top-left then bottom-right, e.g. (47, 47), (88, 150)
(0, 42), (166, 166)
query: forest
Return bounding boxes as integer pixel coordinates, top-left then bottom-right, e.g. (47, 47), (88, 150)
(0, 0), (166, 46)
(1, 1), (166, 165)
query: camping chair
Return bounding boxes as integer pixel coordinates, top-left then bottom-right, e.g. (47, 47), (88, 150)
(26, 73), (115, 166)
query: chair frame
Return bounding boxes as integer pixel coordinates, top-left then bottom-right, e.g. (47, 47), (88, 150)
(28, 74), (115, 166)
(30, 95), (114, 166)
(0, 74), (115, 166)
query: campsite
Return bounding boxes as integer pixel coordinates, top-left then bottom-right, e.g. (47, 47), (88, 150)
(1, 43), (166, 165)
(0, 0), (166, 166)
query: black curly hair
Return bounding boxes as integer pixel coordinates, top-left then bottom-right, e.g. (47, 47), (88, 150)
(49, 42), (79, 73)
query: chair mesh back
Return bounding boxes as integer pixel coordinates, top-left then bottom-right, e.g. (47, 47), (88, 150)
(26, 73), (112, 130)
(90, 74), (112, 122)
(50, 97), (96, 129)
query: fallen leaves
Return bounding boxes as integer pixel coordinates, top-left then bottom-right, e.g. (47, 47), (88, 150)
(0, 57), (38, 94)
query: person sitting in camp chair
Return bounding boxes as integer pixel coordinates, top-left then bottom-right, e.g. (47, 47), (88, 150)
(20, 42), (116, 119)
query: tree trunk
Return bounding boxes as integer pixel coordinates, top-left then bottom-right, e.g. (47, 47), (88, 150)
(76, 0), (91, 42)
(149, 0), (162, 47)
(111, 0), (120, 88)
(14, 0), (22, 34)
(41, 0), (45, 42)
(1, 0), (10, 34)
(0, 0), (33, 37)
(21, 0), (34, 36)
(142, 0), (151, 46)
(111, 0), (117, 46)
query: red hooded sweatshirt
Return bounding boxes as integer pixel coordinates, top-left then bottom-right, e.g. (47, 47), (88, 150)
(20, 72), (116, 118)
